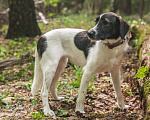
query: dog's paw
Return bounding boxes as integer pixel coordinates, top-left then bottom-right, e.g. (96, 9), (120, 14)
(54, 96), (65, 100)
(44, 108), (56, 117)
(119, 104), (130, 110)
(57, 96), (65, 100)
(124, 105), (131, 109)
(31, 89), (35, 96)
(75, 109), (85, 114)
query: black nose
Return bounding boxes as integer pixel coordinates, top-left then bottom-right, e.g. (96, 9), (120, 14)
(87, 30), (96, 38)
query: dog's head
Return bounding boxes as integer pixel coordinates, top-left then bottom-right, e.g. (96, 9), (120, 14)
(88, 12), (130, 40)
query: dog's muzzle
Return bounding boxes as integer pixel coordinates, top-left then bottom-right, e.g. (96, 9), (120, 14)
(87, 29), (104, 40)
(87, 30), (96, 39)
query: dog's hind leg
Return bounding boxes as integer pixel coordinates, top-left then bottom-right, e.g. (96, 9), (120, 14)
(50, 56), (68, 100)
(40, 58), (60, 116)
(31, 49), (43, 96)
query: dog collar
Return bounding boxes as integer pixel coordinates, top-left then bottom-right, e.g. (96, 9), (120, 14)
(103, 38), (124, 49)
(103, 31), (131, 49)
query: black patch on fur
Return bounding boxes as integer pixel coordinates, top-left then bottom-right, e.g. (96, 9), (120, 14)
(37, 36), (47, 58)
(88, 12), (122, 40)
(74, 31), (96, 58)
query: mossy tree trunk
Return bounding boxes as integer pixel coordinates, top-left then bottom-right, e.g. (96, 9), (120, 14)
(6, 0), (41, 39)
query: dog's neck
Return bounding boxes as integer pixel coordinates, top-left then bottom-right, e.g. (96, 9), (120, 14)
(103, 31), (131, 49)
(103, 37), (124, 49)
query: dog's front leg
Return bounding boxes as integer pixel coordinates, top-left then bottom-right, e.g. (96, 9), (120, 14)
(75, 70), (93, 113)
(110, 66), (130, 109)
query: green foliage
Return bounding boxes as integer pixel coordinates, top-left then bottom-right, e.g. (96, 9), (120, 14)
(48, 13), (56, 17)
(14, 94), (19, 99)
(62, 97), (74, 103)
(0, 37), (36, 61)
(70, 65), (82, 87)
(38, 13), (94, 34)
(0, 75), (5, 81)
(0, 46), (8, 59)
(5, 102), (12, 108)
(147, 53), (150, 62)
(134, 66), (149, 79)
(129, 19), (148, 60)
(69, 65), (96, 90)
(25, 83), (32, 91)
(31, 111), (45, 119)
(130, 23), (143, 40)
(44, 0), (60, 6)
(0, 93), (6, 105)
(31, 97), (39, 106)
(57, 81), (68, 94)
(147, 52), (150, 56)
(57, 109), (68, 117)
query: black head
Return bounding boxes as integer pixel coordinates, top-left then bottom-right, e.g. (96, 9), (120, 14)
(87, 12), (130, 40)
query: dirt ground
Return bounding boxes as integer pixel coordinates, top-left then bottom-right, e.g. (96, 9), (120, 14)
(0, 47), (145, 120)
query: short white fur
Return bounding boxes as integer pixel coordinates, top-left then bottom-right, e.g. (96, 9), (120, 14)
(31, 27), (130, 116)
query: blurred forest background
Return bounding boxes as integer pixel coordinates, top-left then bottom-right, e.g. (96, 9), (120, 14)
(0, 0), (150, 25)
(0, 0), (150, 119)
(1, 0), (150, 38)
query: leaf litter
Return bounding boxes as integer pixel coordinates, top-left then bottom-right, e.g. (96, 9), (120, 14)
(0, 48), (145, 120)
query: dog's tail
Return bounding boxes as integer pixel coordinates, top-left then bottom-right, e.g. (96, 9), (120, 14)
(31, 49), (43, 96)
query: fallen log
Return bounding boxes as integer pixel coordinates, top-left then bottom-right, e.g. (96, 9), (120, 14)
(139, 33), (150, 119)
(0, 51), (34, 72)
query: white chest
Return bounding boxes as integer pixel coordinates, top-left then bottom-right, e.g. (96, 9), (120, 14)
(87, 41), (128, 73)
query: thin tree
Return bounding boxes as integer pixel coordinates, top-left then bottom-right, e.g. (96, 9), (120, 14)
(140, 0), (144, 19)
(6, 0), (41, 39)
(110, 0), (119, 13)
(119, 0), (131, 15)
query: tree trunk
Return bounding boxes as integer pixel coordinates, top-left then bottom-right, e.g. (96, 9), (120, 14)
(140, 0), (144, 19)
(110, 0), (119, 13)
(6, 0), (41, 39)
(84, 0), (102, 14)
(119, 0), (131, 15)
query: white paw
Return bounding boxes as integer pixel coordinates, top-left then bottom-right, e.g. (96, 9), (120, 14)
(124, 105), (131, 109)
(75, 108), (85, 114)
(44, 108), (55, 116)
(57, 96), (65, 100)
(119, 104), (130, 110)
(31, 89), (35, 96)
(115, 93), (117, 99)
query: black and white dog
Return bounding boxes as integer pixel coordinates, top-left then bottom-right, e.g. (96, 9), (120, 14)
(31, 12), (131, 116)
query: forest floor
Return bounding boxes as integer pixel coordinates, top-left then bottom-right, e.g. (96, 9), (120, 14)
(0, 14), (148, 119)
(0, 45), (145, 120)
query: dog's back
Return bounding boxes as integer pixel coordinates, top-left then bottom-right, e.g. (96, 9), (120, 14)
(31, 12), (131, 116)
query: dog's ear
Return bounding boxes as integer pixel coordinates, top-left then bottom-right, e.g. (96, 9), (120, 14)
(95, 16), (100, 25)
(118, 17), (130, 39)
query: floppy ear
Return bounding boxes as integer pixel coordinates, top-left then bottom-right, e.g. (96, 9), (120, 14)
(119, 18), (130, 39)
(95, 16), (100, 25)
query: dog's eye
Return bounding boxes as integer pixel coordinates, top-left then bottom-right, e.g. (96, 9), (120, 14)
(103, 20), (109, 25)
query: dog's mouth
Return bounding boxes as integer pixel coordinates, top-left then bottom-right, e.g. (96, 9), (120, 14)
(87, 31), (105, 41)
(87, 34), (105, 41)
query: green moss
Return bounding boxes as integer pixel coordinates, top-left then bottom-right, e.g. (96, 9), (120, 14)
(130, 25), (142, 40)
(130, 25), (149, 60)
(133, 25), (150, 119)
(138, 32), (146, 60)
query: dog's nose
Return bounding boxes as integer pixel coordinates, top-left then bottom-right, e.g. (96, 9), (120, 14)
(87, 30), (96, 38)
